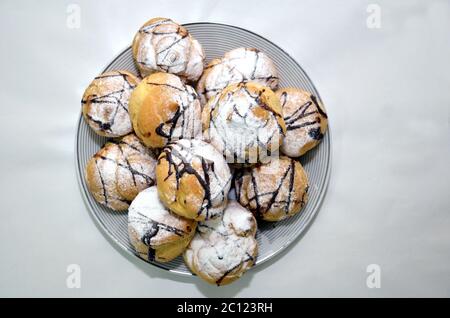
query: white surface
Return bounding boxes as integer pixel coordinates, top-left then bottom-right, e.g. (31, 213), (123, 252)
(0, 0), (449, 297)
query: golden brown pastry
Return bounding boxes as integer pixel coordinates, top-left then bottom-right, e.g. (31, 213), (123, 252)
(132, 17), (205, 81)
(85, 142), (130, 211)
(235, 156), (309, 221)
(156, 139), (232, 221)
(196, 47), (279, 104)
(82, 70), (139, 137)
(276, 88), (328, 157)
(184, 201), (258, 286)
(129, 72), (202, 149)
(85, 134), (157, 211)
(202, 82), (286, 166)
(115, 134), (158, 201)
(128, 187), (197, 262)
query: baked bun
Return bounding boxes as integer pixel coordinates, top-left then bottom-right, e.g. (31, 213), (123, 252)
(82, 70), (139, 137)
(276, 88), (328, 157)
(132, 17), (205, 81)
(129, 72), (202, 149)
(235, 156), (309, 221)
(196, 47), (279, 104)
(184, 201), (258, 286)
(156, 139), (232, 221)
(128, 187), (197, 262)
(202, 82), (286, 166)
(115, 134), (158, 201)
(85, 134), (157, 211)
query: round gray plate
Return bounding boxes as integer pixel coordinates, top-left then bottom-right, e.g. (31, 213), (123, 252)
(76, 22), (331, 275)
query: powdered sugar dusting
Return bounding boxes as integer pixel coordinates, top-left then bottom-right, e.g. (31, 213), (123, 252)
(276, 88), (328, 157)
(133, 18), (205, 81)
(82, 71), (138, 137)
(235, 156), (309, 221)
(184, 201), (257, 285)
(159, 139), (232, 220)
(203, 83), (284, 165)
(128, 187), (194, 247)
(196, 47), (279, 104)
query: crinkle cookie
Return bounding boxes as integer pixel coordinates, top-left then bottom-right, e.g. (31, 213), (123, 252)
(196, 47), (279, 104)
(184, 201), (258, 286)
(128, 187), (197, 262)
(276, 88), (328, 157)
(156, 139), (232, 221)
(235, 156), (309, 221)
(132, 17), (205, 81)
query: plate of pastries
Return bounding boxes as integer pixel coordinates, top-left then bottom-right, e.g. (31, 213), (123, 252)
(76, 18), (331, 286)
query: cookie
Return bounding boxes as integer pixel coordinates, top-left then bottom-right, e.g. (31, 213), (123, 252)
(235, 156), (309, 221)
(132, 17), (205, 81)
(156, 139), (232, 221)
(276, 88), (328, 157)
(82, 70), (139, 137)
(128, 187), (197, 262)
(196, 47), (279, 104)
(184, 201), (258, 286)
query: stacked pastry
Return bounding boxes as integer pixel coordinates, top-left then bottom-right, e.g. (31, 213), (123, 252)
(82, 17), (328, 286)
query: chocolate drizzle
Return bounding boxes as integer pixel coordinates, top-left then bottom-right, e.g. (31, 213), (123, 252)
(82, 71), (136, 135)
(207, 83), (284, 164)
(159, 143), (213, 217)
(280, 91), (327, 140)
(144, 80), (200, 143)
(198, 47), (279, 103)
(235, 158), (308, 219)
(158, 140), (231, 219)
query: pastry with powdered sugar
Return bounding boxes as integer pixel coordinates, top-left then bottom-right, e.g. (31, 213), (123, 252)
(196, 47), (279, 104)
(235, 156), (309, 222)
(276, 88), (328, 157)
(184, 200), (258, 286)
(82, 70), (140, 137)
(156, 139), (232, 221)
(85, 134), (157, 211)
(202, 82), (286, 166)
(128, 187), (197, 262)
(132, 17), (205, 81)
(129, 72), (202, 149)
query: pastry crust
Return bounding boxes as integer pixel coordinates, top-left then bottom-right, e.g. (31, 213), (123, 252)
(156, 139), (232, 221)
(202, 82), (286, 166)
(115, 134), (158, 201)
(184, 201), (258, 286)
(128, 187), (197, 262)
(85, 142), (130, 211)
(129, 72), (202, 148)
(82, 70), (139, 137)
(276, 88), (328, 157)
(132, 17), (205, 81)
(85, 134), (157, 211)
(196, 47), (279, 104)
(235, 156), (309, 221)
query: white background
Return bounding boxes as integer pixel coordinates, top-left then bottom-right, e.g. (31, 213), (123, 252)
(0, 0), (449, 297)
